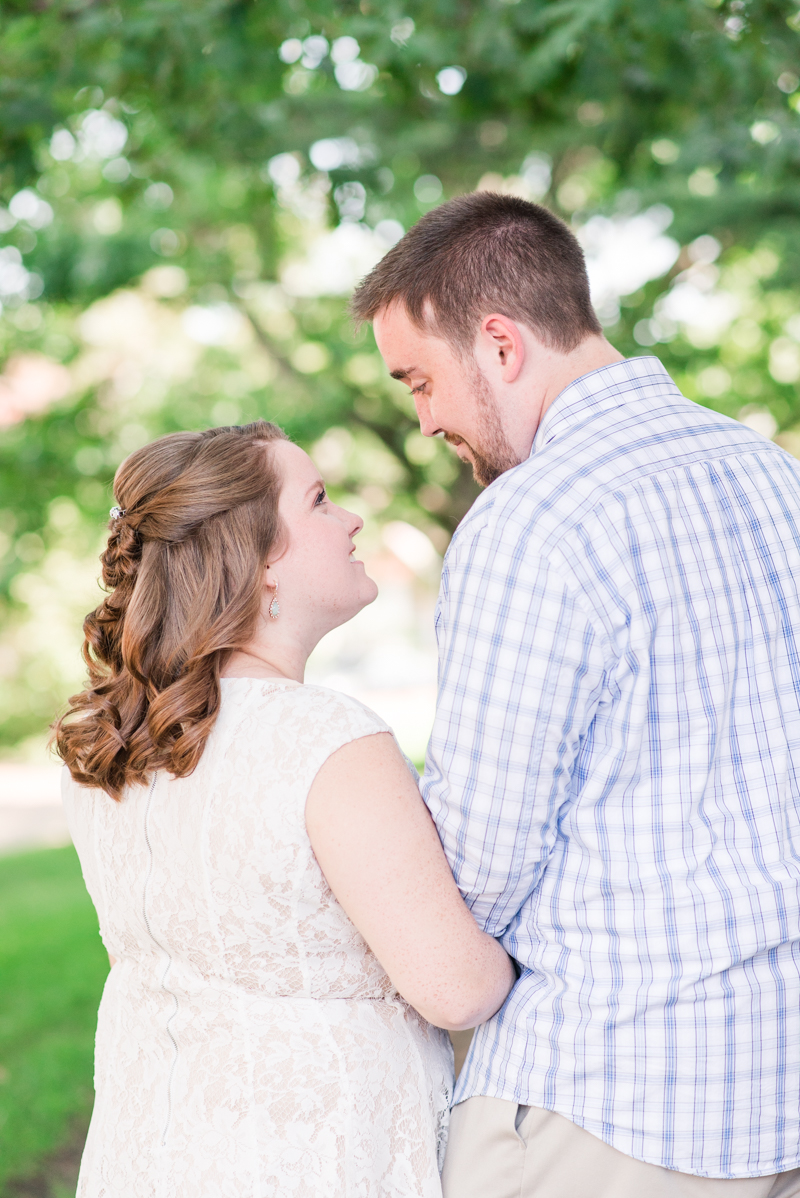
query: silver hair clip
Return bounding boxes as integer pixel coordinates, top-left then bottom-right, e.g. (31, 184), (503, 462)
(109, 506), (126, 520)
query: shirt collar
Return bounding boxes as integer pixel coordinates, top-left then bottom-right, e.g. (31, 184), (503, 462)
(531, 356), (679, 456)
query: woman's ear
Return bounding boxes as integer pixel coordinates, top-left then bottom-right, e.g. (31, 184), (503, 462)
(263, 563), (279, 596)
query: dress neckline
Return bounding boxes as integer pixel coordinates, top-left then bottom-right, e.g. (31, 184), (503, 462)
(219, 676), (302, 686)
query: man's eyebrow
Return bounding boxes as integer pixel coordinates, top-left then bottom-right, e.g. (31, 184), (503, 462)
(389, 366), (416, 381)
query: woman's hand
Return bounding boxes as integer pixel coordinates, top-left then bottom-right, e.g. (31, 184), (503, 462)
(306, 732), (516, 1030)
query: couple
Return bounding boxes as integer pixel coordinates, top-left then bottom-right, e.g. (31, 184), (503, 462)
(58, 192), (800, 1198)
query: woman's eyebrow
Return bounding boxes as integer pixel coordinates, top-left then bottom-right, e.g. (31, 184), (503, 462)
(305, 478), (325, 497)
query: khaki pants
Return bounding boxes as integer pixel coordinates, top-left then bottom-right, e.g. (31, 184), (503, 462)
(441, 1096), (800, 1198)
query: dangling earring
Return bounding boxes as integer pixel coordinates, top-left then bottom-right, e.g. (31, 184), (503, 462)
(268, 581), (280, 620)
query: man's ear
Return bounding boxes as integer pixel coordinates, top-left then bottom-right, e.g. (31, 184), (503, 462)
(478, 314), (525, 382)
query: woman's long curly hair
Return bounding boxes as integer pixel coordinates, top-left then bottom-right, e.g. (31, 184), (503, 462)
(54, 420), (288, 801)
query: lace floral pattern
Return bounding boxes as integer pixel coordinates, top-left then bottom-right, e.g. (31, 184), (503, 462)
(64, 679), (454, 1197)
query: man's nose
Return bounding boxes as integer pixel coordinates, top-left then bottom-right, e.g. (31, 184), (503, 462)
(414, 392), (439, 438)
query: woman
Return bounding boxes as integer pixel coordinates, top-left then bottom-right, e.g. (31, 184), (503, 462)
(56, 420), (514, 1198)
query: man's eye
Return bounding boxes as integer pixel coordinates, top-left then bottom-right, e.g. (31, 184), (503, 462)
(411, 383), (427, 395)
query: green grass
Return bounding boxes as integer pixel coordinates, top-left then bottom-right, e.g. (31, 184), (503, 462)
(0, 846), (108, 1194)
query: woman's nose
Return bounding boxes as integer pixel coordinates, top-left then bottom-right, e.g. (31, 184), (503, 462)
(338, 505), (363, 536)
(349, 510), (364, 537)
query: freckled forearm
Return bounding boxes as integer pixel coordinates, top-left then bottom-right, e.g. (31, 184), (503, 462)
(401, 928), (515, 1031)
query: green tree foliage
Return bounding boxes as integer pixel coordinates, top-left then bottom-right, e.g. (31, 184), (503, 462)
(0, 0), (798, 748)
(0, 846), (108, 1190)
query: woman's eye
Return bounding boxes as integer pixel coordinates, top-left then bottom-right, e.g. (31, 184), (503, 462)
(314, 488), (327, 507)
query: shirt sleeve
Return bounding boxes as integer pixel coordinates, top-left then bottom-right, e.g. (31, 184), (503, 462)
(421, 513), (607, 940)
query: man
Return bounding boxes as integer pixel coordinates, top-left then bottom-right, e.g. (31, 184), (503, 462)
(352, 192), (800, 1197)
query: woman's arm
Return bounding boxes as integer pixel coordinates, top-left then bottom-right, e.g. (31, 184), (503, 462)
(306, 732), (515, 1031)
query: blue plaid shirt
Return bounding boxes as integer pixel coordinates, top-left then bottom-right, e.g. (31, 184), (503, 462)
(422, 357), (800, 1179)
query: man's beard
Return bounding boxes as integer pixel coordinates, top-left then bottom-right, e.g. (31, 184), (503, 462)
(444, 364), (520, 488)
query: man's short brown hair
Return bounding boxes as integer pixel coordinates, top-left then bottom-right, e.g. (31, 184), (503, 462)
(351, 191), (602, 354)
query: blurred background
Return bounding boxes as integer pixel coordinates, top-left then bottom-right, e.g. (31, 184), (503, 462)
(0, 0), (798, 1191)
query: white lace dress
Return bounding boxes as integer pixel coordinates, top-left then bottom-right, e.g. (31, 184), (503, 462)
(63, 679), (453, 1198)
